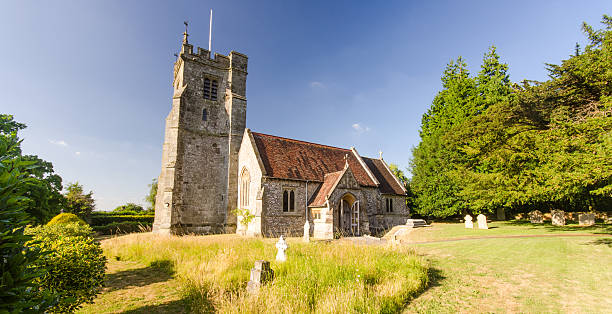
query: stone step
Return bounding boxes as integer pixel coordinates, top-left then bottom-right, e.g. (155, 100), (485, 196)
(405, 219), (428, 228)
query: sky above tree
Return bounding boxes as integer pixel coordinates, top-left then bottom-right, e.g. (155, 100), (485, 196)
(0, 0), (609, 210)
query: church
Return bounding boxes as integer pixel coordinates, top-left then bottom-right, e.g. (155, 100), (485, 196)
(152, 30), (409, 239)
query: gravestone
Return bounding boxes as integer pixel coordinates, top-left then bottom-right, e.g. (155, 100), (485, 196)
(578, 213), (595, 226)
(529, 210), (543, 223)
(551, 210), (565, 226)
(303, 221), (310, 242)
(496, 208), (506, 221)
(464, 215), (473, 229)
(406, 219), (428, 228)
(275, 236), (288, 262)
(246, 260), (274, 294)
(477, 214), (488, 229)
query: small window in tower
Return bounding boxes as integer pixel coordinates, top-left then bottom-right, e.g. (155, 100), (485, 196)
(202, 108), (207, 121)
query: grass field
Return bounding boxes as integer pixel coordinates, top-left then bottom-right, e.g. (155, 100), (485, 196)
(80, 221), (612, 313)
(80, 234), (428, 313)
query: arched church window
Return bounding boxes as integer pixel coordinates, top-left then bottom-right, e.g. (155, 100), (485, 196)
(202, 108), (207, 121)
(203, 77), (218, 101)
(240, 168), (250, 208)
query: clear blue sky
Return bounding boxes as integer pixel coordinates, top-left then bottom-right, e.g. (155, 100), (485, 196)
(1, 1), (609, 210)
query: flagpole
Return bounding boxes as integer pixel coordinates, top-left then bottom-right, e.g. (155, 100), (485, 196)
(208, 9), (213, 52)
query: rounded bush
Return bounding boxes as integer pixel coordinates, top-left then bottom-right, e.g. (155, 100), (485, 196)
(29, 222), (106, 313)
(46, 213), (87, 226)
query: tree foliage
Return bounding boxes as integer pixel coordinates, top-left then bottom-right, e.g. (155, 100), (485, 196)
(410, 17), (612, 217)
(0, 115), (64, 224)
(64, 182), (96, 219)
(0, 128), (54, 312)
(145, 178), (157, 211)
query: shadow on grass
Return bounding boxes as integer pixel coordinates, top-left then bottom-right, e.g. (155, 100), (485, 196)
(584, 238), (612, 248)
(122, 299), (190, 314)
(506, 220), (612, 235)
(104, 259), (175, 292)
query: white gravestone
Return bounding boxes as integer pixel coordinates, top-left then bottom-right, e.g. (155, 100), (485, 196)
(464, 215), (473, 229)
(303, 221), (310, 242)
(276, 236), (288, 262)
(477, 214), (488, 229)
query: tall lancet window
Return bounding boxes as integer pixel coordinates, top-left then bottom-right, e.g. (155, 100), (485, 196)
(240, 168), (250, 208)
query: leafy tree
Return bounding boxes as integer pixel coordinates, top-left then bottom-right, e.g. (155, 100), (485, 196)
(0, 115), (63, 223)
(64, 182), (96, 219)
(0, 130), (54, 312)
(144, 178), (157, 211)
(411, 46), (513, 217)
(410, 16), (612, 217)
(112, 202), (145, 213)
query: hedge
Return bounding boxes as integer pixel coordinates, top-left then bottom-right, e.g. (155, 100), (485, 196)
(89, 213), (154, 226)
(92, 222), (152, 235)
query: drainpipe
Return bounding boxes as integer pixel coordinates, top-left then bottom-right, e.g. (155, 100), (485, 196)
(305, 180), (309, 220)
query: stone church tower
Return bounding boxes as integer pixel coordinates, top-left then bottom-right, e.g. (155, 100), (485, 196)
(153, 29), (247, 235)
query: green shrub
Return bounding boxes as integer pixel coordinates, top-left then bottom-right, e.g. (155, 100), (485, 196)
(0, 134), (55, 312)
(92, 221), (152, 235)
(47, 212), (87, 226)
(29, 222), (106, 313)
(89, 213), (154, 226)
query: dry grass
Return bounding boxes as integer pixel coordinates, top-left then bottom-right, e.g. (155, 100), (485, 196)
(96, 233), (429, 313)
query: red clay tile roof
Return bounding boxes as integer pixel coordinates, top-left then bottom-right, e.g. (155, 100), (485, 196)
(250, 132), (377, 187)
(362, 157), (406, 195)
(309, 170), (344, 207)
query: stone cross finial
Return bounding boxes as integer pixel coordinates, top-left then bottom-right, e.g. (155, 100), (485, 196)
(379, 151), (383, 159)
(344, 154), (349, 169)
(275, 236), (288, 262)
(183, 21), (189, 44)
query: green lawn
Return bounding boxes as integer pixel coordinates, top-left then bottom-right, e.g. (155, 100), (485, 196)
(404, 222), (612, 313)
(80, 222), (612, 313)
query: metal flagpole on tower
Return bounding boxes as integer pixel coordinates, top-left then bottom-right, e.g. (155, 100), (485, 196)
(208, 9), (213, 52)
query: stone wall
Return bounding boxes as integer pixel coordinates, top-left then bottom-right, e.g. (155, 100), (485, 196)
(261, 178), (320, 237)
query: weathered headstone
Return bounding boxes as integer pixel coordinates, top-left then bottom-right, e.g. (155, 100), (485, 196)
(551, 210), (565, 226)
(276, 236), (288, 262)
(464, 215), (473, 229)
(303, 221), (310, 242)
(578, 213), (595, 226)
(246, 260), (274, 294)
(406, 219), (428, 228)
(496, 208), (506, 221)
(477, 214), (488, 229)
(529, 210), (543, 223)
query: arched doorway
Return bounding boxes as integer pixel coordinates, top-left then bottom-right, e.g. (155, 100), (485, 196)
(337, 193), (360, 236)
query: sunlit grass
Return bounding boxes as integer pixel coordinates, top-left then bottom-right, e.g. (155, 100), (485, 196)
(101, 234), (429, 313)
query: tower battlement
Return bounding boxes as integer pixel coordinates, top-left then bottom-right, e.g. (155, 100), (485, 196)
(179, 43), (247, 73)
